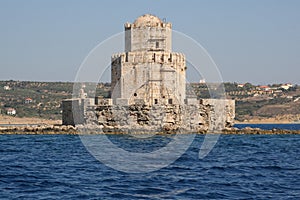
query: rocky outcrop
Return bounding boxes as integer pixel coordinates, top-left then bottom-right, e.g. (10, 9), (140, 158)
(0, 125), (77, 134)
(223, 127), (300, 134)
(1, 125), (300, 135)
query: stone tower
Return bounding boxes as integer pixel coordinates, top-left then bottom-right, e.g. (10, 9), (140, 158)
(111, 14), (186, 105)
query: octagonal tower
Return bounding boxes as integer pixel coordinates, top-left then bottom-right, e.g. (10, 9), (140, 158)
(111, 14), (186, 105)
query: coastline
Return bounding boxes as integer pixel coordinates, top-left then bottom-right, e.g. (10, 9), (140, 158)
(235, 121), (300, 125)
(3, 116), (299, 127)
(0, 125), (300, 135)
(1, 116), (300, 135)
(234, 119), (300, 125)
(0, 116), (61, 126)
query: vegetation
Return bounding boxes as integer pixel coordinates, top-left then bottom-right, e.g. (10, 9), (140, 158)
(1, 80), (299, 122)
(0, 81), (110, 120)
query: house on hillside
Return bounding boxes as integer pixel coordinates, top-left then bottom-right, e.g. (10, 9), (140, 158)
(25, 98), (33, 104)
(259, 85), (271, 91)
(280, 83), (293, 90)
(3, 86), (11, 91)
(6, 108), (16, 115)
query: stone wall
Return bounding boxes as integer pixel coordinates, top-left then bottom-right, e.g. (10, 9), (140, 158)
(82, 99), (235, 133)
(201, 99), (235, 128)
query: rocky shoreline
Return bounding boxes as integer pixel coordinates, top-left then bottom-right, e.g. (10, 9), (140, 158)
(0, 125), (77, 135)
(0, 125), (300, 135)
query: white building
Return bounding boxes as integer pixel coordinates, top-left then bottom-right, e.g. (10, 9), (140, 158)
(199, 79), (206, 84)
(6, 108), (16, 115)
(25, 98), (33, 104)
(4, 86), (11, 91)
(280, 83), (293, 90)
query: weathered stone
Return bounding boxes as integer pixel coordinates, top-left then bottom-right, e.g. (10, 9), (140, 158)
(115, 98), (129, 106)
(185, 98), (199, 105)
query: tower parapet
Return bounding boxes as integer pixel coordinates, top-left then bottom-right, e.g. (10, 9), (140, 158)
(111, 52), (185, 65)
(124, 14), (172, 53)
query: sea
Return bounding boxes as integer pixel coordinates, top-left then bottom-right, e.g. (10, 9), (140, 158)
(1, 124), (300, 199)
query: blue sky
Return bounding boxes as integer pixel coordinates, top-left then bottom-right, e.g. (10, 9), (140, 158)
(1, 0), (300, 84)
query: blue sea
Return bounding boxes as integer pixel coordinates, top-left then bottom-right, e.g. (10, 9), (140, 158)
(1, 124), (300, 199)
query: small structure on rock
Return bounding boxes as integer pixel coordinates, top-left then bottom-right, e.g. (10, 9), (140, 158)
(62, 14), (235, 133)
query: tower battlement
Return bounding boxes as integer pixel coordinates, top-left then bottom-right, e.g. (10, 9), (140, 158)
(111, 52), (185, 65)
(124, 14), (172, 52)
(124, 14), (172, 29)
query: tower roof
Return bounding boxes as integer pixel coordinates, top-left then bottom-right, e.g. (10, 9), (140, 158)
(133, 14), (163, 27)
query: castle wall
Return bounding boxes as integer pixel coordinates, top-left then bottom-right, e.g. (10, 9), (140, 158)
(87, 99), (235, 133)
(201, 99), (236, 128)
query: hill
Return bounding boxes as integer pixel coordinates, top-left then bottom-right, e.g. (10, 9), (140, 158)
(1, 80), (300, 123)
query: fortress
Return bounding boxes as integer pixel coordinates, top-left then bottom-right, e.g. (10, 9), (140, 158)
(62, 14), (235, 133)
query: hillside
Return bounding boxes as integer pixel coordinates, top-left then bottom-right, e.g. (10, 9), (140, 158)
(0, 81), (110, 120)
(191, 82), (300, 122)
(1, 80), (300, 123)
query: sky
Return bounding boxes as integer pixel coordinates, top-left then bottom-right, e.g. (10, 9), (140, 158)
(0, 0), (300, 84)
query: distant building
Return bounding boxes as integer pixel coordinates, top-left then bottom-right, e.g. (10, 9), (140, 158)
(237, 84), (245, 88)
(259, 85), (271, 91)
(3, 86), (11, 91)
(281, 83), (293, 90)
(6, 108), (16, 115)
(199, 79), (206, 84)
(25, 98), (33, 104)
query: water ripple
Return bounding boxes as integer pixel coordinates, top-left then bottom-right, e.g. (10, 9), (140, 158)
(0, 133), (300, 199)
